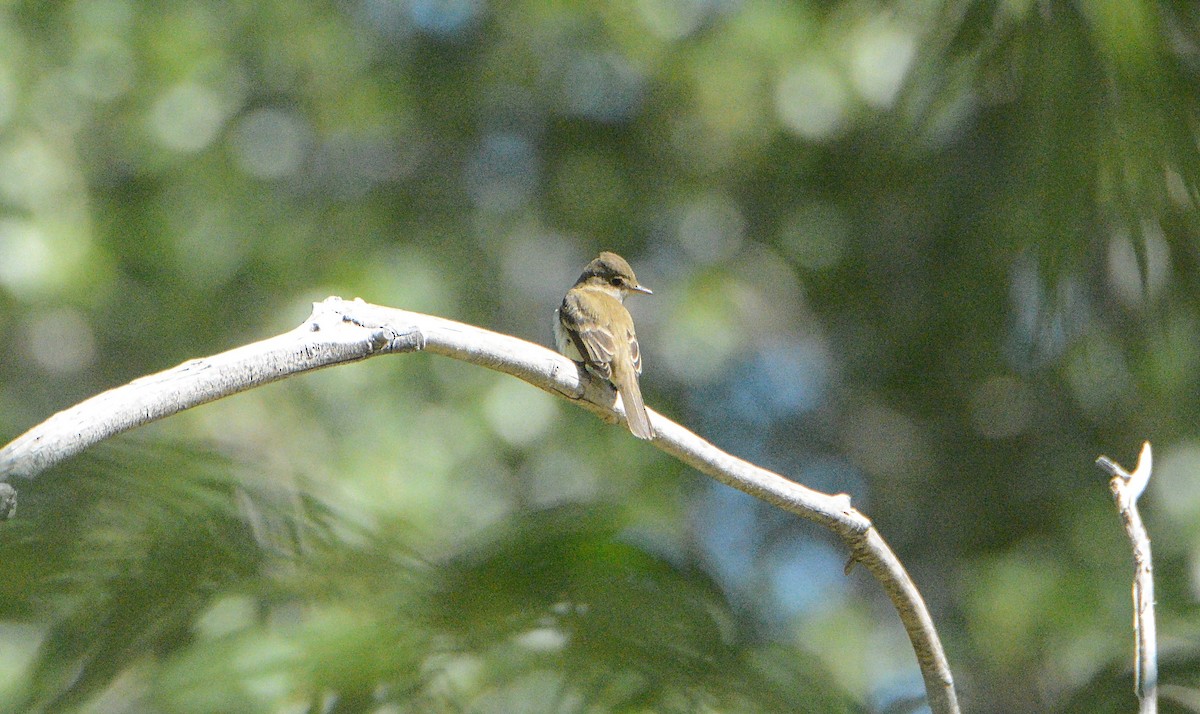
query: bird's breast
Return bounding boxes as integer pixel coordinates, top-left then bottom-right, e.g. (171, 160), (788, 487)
(553, 308), (584, 361)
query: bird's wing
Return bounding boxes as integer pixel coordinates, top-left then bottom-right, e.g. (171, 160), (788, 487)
(627, 326), (642, 376)
(559, 291), (618, 380)
(559, 290), (653, 439)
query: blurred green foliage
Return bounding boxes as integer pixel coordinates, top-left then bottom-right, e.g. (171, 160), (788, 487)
(1, 0), (1199, 712)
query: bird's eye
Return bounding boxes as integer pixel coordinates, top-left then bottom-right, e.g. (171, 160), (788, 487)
(612, 276), (625, 286)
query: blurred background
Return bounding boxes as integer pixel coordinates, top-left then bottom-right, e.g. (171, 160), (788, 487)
(1, 1), (1199, 712)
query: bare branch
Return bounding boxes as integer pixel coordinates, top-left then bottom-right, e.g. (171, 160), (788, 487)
(1097, 441), (1158, 714)
(0, 296), (960, 714)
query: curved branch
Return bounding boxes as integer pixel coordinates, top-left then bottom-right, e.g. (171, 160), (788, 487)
(0, 296), (960, 714)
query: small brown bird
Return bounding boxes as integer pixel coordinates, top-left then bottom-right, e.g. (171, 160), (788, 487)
(554, 251), (655, 439)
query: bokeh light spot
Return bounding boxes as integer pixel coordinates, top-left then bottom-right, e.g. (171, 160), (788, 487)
(363, 248), (455, 315)
(848, 19), (915, 109)
(149, 83), (228, 153)
(634, 0), (711, 40)
(775, 61), (850, 141)
(515, 627), (568, 653)
(0, 135), (79, 212)
(484, 378), (557, 446)
(500, 232), (581, 305)
(71, 40), (135, 102)
(230, 108), (311, 179)
(408, 0), (485, 38)
(0, 219), (52, 296)
(674, 192), (746, 264)
(1152, 442), (1200, 523)
(559, 52), (645, 123)
(659, 284), (741, 381)
(22, 307), (96, 374)
(0, 624), (42, 698)
(1106, 225), (1169, 309)
(195, 595), (258, 640)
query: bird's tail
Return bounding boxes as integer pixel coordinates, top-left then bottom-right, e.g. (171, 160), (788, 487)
(613, 370), (654, 440)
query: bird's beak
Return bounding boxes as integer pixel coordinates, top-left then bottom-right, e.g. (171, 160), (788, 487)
(631, 284), (653, 295)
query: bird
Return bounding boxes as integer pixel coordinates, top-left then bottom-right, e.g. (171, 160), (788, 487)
(554, 251), (655, 440)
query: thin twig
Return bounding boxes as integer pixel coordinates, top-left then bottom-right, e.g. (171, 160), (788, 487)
(0, 296), (961, 714)
(1097, 441), (1158, 714)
